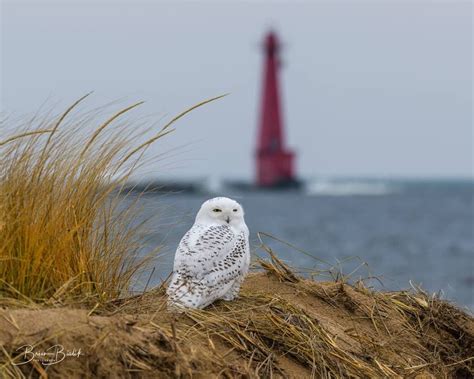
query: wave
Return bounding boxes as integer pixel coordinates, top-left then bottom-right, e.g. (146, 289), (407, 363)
(305, 179), (396, 196)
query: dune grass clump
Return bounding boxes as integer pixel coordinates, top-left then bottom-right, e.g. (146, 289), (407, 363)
(0, 94), (223, 304)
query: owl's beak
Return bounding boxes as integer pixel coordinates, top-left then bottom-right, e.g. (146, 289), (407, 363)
(225, 216), (230, 223)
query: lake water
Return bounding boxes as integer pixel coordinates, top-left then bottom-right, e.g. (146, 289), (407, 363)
(128, 179), (473, 310)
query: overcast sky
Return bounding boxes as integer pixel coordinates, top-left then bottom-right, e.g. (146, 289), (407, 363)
(1, 0), (472, 180)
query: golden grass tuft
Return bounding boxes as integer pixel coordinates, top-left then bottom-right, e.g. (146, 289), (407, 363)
(0, 94), (224, 304)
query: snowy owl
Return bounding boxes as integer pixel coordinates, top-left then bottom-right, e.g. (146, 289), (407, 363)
(167, 197), (250, 310)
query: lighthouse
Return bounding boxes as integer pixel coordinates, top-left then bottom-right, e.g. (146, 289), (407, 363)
(256, 30), (298, 188)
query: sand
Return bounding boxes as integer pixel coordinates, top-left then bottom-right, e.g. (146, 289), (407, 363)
(1, 266), (473, 378)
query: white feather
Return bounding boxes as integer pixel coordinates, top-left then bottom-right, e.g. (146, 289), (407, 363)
(167, 197), (250, 310)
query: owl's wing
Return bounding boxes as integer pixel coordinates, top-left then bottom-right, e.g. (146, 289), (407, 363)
(172, 224), (237, 279)
(202, 230), (250, 287)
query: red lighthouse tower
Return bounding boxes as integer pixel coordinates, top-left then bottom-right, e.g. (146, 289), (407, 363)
(256, 30), (297, 188)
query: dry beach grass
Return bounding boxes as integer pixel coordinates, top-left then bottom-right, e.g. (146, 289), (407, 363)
(0, 94), (223, 303)
(0, 98), (472, 378)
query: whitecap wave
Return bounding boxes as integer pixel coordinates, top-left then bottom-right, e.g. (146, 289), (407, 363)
(305, 179), (396, 196)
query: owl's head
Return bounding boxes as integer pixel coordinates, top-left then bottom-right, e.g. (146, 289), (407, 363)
(196, 197), (245, 226)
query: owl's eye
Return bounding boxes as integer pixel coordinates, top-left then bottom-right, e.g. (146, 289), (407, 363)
(233, 209), (238, 212)
(213, 208), (222, 213)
